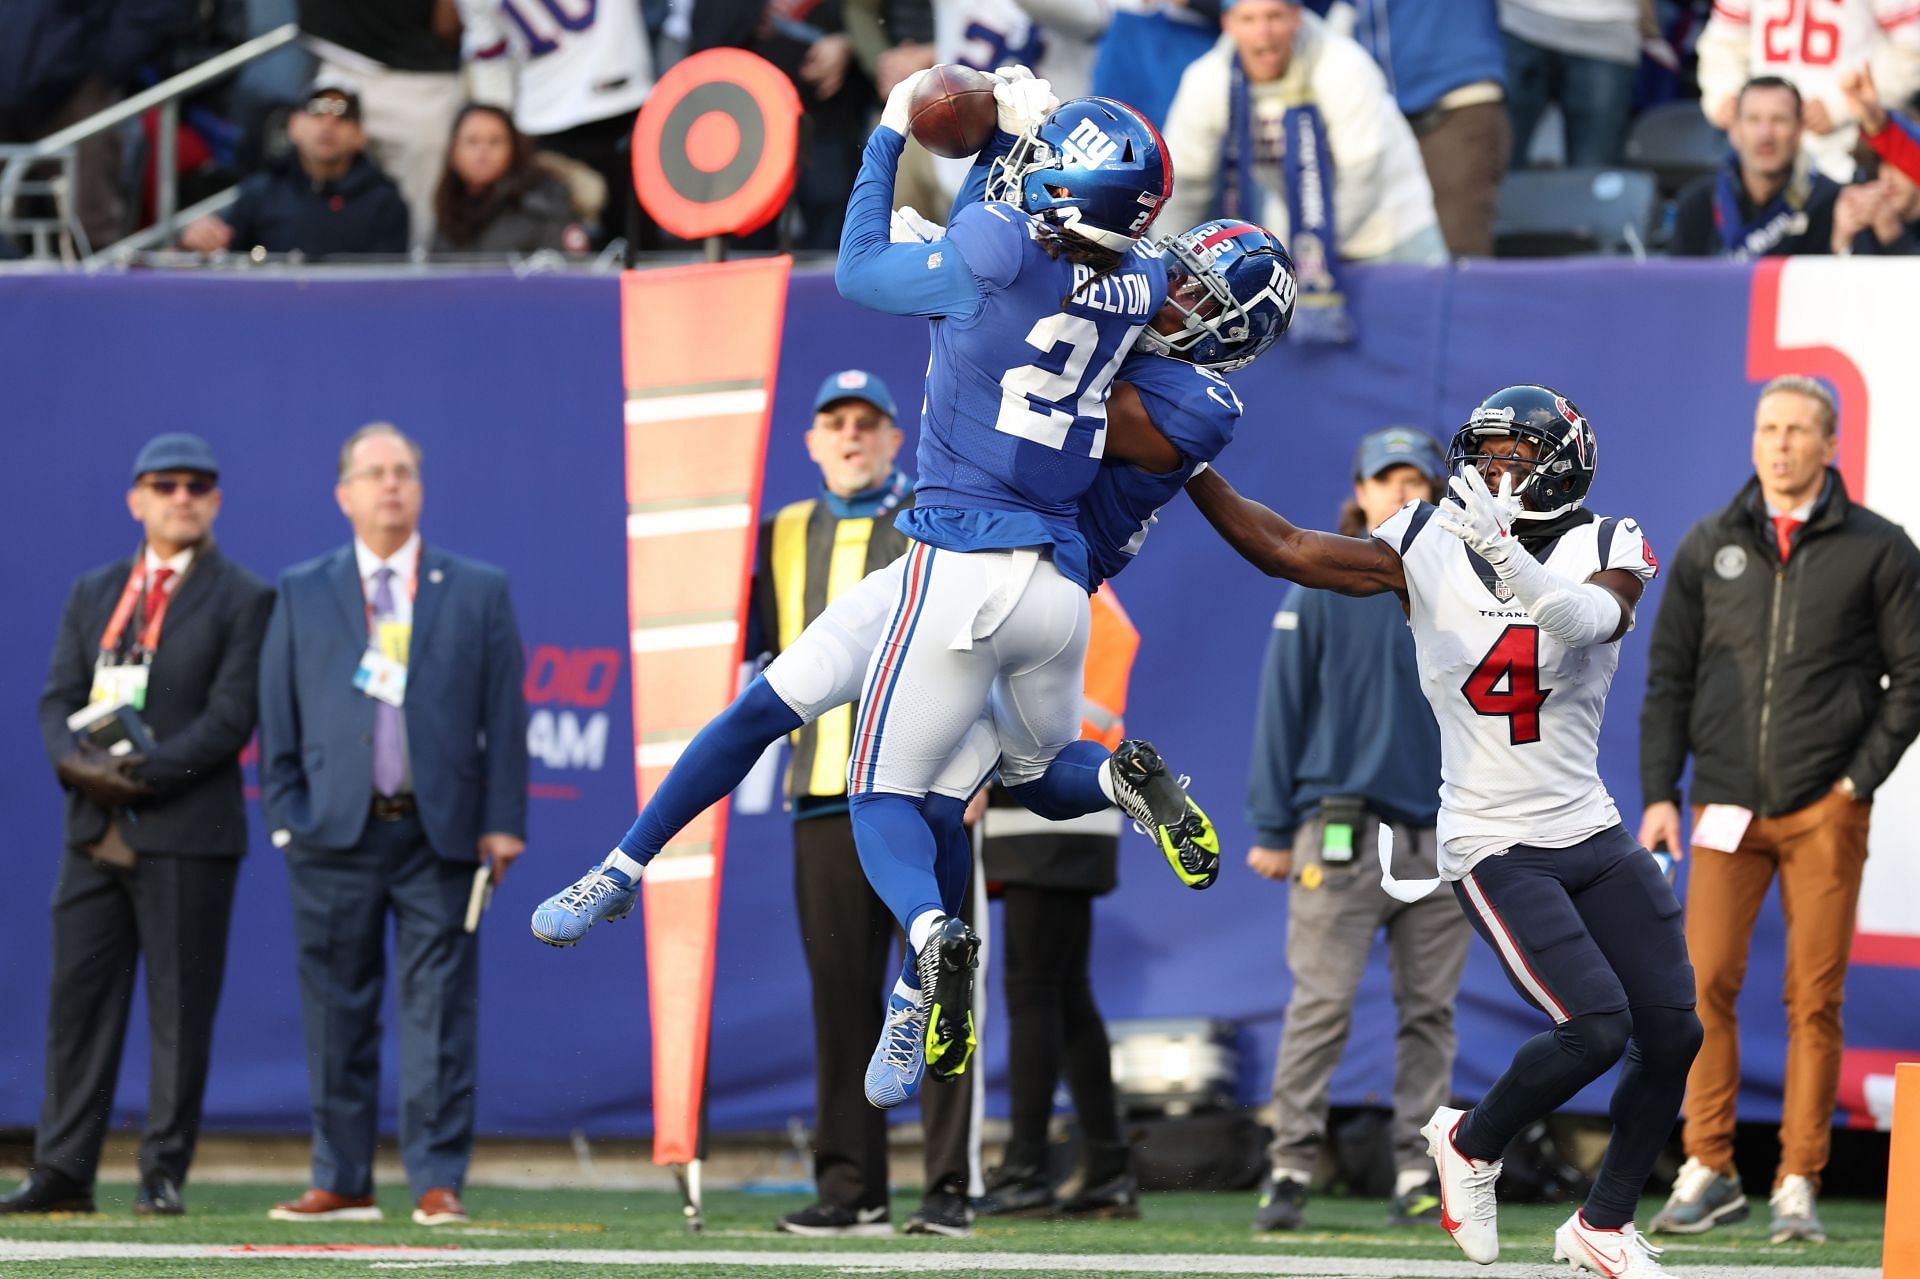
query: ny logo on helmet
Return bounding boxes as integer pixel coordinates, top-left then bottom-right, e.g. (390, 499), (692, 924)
(1063, 118), (1120, 170)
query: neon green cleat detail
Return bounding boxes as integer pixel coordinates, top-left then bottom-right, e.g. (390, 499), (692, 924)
(1109, 739), (1220, 890)
(918, 916), (980, 1079)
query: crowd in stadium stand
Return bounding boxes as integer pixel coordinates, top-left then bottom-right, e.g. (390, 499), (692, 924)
(7, 0), (1920, 260)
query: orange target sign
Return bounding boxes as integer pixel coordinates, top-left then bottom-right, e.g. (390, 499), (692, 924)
(633, 48), (801, 240)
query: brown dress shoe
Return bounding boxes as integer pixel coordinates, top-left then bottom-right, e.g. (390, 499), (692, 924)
(413, 1187), (468, 1226)
(267, 1188), (383, 1222)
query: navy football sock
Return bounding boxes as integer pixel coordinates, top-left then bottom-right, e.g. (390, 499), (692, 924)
(1006, 739), (1110, 821)
(615, 676), (802, 864)
(849, 791), (944, 935)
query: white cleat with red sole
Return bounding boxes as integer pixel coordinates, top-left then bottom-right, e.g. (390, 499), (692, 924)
(1421, 1105), (1501, 1264)
(1554, 1211), (1679, 1278)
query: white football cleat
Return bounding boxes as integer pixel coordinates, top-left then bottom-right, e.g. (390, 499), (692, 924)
(1422, 1105), (1501, 1264)
(1554, 1211), (1679, 1278)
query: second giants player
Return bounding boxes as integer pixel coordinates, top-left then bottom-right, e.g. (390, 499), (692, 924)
(1186, 385), (1699, 1279)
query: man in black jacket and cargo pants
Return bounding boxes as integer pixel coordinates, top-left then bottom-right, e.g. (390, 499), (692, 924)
(1638, 375), (1920, 1244)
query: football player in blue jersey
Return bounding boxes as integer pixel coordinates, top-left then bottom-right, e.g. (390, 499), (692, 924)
(859, 216), (1296, 1111)
(831, 72), (1186, 1097)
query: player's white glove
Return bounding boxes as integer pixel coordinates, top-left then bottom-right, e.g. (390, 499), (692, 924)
(1432, 464), (1523, 567)
(991, 69), (1058, 137)
(879, 66), (934, 137)
(890, 205), (947, 243)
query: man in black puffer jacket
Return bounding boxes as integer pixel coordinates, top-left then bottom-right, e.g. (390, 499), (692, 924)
(180, 82), (408, 258)
(1639, 374), (1920, 1244)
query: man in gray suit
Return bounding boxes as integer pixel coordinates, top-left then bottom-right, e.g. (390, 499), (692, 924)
(257, 422), (528, 1226)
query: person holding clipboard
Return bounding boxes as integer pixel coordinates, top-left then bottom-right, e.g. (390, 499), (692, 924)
(6, 433), (274, 1219)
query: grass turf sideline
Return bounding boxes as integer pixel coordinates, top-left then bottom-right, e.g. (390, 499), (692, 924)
(0, 1185), (1885, 1277)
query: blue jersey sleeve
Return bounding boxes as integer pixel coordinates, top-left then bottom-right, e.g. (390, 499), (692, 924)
(1117, 354), (1242, 467)
(947, 129), (1017, 220)
(835, 128), (985, 319)
(944, 201), (1031, 292)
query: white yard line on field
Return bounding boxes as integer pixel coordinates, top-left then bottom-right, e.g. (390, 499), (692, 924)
(0, 1240), (1885, 1278)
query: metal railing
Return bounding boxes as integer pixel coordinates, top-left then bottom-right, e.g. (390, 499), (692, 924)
(0, 23), (301, 261)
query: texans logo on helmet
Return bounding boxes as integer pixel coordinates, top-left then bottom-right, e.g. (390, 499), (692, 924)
(1554, 396), (1593, 467)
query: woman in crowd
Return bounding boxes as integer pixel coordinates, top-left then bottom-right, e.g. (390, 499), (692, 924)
(431, 104), (588, 255)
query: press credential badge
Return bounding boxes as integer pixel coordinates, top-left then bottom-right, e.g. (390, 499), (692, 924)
(354, 620), (411, 708)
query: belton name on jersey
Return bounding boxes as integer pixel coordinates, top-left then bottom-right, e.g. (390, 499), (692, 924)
(1374, 497), (1657, 877)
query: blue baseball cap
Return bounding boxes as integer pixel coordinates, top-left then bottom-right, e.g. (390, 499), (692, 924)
(813, 369), (897, 420)
(131, 432), (221, 482)
(1353, 426), (1445, 482)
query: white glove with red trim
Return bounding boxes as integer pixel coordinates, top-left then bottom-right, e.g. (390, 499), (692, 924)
(1433, 464), (1522, 567)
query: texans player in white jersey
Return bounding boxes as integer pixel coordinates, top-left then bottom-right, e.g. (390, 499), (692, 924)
(1186, 386), (1700, 1279)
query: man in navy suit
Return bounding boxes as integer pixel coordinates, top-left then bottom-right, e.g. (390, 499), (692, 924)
(257, 422), (528, 1227)
(4, 433), (274, 1219)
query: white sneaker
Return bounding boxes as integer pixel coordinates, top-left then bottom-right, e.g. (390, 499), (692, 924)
(1648, 1156), (1748, 1234)
(1554, 1211), (1677, 1278)
(1421, 1105), (1501, 1264)
(1768, 1174), (1825, 1243)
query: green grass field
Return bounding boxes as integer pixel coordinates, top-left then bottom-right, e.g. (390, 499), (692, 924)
(0, 1184), (1886, 1278)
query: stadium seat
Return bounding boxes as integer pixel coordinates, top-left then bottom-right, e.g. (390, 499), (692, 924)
(1623, 101), (1729, 198)
(1493, 168), (1658, 258)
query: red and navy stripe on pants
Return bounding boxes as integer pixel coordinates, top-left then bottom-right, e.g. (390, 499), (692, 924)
(1453, 824), (1695, 1022)
(849, 542), (935, 795)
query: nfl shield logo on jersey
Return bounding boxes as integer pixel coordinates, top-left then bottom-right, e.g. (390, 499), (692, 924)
(1493, 580), (1514, 602)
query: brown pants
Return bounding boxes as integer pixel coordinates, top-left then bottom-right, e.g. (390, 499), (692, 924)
(1415, 99), (1511, 258)
(1681, 788), (1871, 1188)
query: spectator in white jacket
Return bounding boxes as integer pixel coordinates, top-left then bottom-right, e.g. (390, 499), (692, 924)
(1697, 0), (1920, 183)
(1159, 0), (1442, 341)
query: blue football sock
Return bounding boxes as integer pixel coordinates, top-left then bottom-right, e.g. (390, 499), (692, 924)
(1006, 739), (1110, 821)
(923, 792), (974, 915)
(615, 676), (802, 864)
(849, 791), (945, 935)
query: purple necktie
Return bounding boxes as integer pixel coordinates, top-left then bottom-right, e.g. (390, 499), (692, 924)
(371, 566), (406, 796)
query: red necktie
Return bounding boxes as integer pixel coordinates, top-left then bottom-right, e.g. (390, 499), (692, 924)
(145, 566), (176, 615)
(1773, 515), (1803, 564)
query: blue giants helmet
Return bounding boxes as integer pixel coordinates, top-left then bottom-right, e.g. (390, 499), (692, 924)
(1447, 384), (1598, 521)
(1140, 220), (1297, 372)
(986, 97), (1174, 252)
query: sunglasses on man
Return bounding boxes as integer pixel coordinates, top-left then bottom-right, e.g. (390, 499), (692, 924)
(143, 478), (217, 497)
(304, 95), (357, 120)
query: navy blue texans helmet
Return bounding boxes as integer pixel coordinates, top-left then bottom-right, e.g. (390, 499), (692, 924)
(987, 97), (1173, 252)
(1448, 384), (1598, 521)
(1140, 219), (1296, 372)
